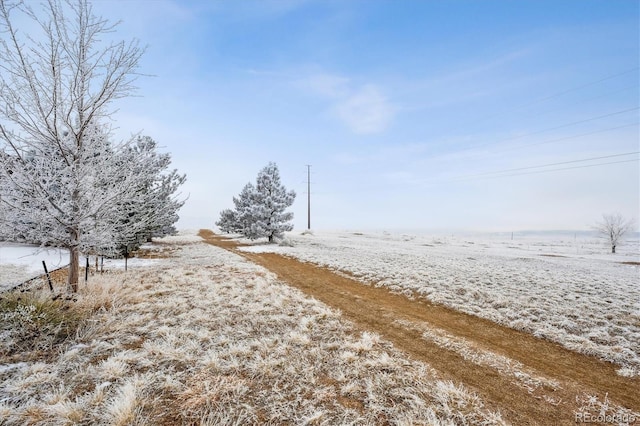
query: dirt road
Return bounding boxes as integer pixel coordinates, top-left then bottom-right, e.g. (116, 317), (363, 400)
(199, 230), (639, 425)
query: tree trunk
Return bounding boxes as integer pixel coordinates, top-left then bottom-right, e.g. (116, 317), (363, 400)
(268, 234), (274, 243)
(612, 245), (616, 254)
(68, 227), (80, 292)
(68, 245), (79, 292)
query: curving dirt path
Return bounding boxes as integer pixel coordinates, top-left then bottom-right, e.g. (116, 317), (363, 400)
(199, 230), (639, 425)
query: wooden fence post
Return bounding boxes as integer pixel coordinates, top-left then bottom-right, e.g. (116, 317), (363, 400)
(42, 261), (54, 292)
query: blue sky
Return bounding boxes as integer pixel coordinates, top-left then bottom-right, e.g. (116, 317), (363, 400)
(92, 0), (638, 232)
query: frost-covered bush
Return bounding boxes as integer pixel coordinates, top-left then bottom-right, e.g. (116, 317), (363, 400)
(0, 293), (82, 355)
(278, 237), (295, 247)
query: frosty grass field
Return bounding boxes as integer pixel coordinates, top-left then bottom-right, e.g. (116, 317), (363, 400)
(1, 230), (638, 423)
(0, 232), (505, 424)
(2, 229), (639, 378)
(239, 230), (640, 377)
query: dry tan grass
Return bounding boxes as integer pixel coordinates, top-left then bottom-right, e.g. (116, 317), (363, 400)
(0, 234), (504, 425)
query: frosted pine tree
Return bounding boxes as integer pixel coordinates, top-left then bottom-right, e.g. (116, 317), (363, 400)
(216, 162), (296, 242)
(233, 183), (259, 237)
(216, 183), (258, 235)
(110, 136), (186, 254)
(252, 162), (296, 242)
(216, 209), (239, 233)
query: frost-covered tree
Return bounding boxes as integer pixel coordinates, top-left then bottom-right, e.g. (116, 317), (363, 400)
(233, 183), (258, 234)
(0, 0), (144, 290)
(215, 183), (258, 234)
(594, 213), (635, 254)
(253, 162), (296, 242)
(109, 136), (186, 254)
(216, 209), (238, 234)
(216, 163), (296, 242)
(0, 122), (147, 289)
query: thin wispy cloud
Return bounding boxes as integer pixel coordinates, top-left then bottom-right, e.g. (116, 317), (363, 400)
(298, 73), (396, 134)
(334, 85), (395, 134)
(301, 73), (350, 98)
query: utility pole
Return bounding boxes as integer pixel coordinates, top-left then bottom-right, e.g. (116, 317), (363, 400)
(306, 164), (311, 230)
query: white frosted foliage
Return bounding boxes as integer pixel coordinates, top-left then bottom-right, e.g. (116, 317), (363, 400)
(217, 162), (295, 242)
(0, 1), (184, 288)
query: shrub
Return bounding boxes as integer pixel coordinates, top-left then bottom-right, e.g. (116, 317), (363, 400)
(1, 292), (85, 358)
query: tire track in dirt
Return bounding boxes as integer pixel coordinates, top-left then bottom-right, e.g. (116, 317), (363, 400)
(199, 230), (639, 425)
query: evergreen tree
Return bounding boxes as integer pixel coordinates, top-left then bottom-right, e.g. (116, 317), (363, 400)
(233, 183), (259, 236)
(217, 162), (295, 242)
(216, 209), (239, 234)
(109, 136), (186, 255)
(253, 162), (296, 242)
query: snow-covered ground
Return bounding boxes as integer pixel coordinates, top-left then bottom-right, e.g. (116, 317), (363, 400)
(239, 230), (640, 375)
(0, 243), (68, 290)
(0, 243), (161, 291)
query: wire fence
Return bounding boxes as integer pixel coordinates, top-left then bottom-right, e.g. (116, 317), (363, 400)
(4, 263), (70, 293)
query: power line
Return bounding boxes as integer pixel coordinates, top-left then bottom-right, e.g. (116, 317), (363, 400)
(496, 122), (639, 153)
(420, 66), (640, 165)
(322, 67), (640, 194)
(453, 151), (639, 180)
(464, 106), (639, 154)
(409, 156), (639, 187)
(425, 121), (639, 167)
(514, 66), (639, 111)
(321, 156), (638, 195)
(337, 152), (639, 192)
(503, 82), (639, 124)
(471, 159), (638, 180)
(427, 66), (640, 146)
